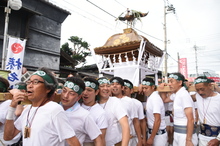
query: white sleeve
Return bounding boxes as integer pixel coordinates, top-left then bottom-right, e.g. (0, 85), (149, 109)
(52, 111), (76, 142)
(0, 100), (11, 123)
(84, 115), (102, 140)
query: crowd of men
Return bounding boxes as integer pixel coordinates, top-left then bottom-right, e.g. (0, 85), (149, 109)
(0, 67), (220, 146)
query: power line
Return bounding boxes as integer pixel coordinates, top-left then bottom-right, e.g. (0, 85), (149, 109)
(86, 0), (117, 19)
(114, 0), (127, 9)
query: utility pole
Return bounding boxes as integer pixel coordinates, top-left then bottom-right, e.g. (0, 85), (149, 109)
(177, 52), (180, 72)
(194, 45), (199, 77)
(163, 1), (175, 82)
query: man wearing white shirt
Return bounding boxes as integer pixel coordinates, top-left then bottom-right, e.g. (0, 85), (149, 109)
(97, 77), (130, 146)
(82, 77), (108, 146)
(142, 77), (167, 146)
(165, 73), (198, 146)
(4, 67), (80, 146)
(194, 76), (220, 146)
(110, 77), (142, 146)
(123, 79), (147, 146)
(60, 77), (102, 146)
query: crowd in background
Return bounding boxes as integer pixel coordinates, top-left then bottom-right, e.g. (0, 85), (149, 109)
(0, 67), (220, 146)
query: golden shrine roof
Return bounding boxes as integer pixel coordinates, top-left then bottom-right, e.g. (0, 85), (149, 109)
(94, 28), (163, 57)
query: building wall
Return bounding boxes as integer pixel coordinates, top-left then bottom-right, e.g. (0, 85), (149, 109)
(0, 0), (69, 71)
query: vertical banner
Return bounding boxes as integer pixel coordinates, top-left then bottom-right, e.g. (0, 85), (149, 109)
(5, 36), (26, 88)
(179, 58), (188, 79)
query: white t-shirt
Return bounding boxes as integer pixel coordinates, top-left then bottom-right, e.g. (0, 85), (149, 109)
(170, 87), (195, 125)
(120, 96), (137, 136)
(146, 91), (166, 129)
(99, 97), (127, 146)
(196, 93), (220, 141)
(64, 102), (101, 145)
(131, 98), (145, 120)
(81, 103), (108, 142)
(0, 100), (21, 145)
(15, 101), (75, 146)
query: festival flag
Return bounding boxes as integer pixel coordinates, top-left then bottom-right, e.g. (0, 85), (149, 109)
(179, 58), (188, 79)
(5, 36), (26, 88)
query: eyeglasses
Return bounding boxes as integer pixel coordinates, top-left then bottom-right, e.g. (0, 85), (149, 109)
(26, 79), (44, 85)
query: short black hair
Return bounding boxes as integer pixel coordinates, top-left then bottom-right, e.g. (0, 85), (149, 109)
(83, 77), (99, 91)
(110, 76), (124, 86)
(66, 77), (85, 91)
(142, 77), (155, 83)
(0, 77), (9, 92)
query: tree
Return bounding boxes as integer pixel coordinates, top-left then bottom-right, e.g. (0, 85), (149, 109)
(61, 36), (91, 68)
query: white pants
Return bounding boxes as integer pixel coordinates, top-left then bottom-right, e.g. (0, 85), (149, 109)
(199, 139), (209, 146)
(173, 132), (198, 146)
(128, 136), (138, 146)
(148, 132), (168, 146)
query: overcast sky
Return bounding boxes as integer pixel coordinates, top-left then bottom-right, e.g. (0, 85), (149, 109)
(50, 0), (220, 75)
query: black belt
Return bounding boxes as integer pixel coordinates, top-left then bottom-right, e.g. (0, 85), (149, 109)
(148, 128), (166, 135)
(165, 110), (172, 116)
(200, 123), (220, 137)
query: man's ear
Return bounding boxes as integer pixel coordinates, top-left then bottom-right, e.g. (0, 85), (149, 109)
(177, 80), (183, 86)
(95, 89), (99, 96)
(77, 94), (82, 101)
(131, 88), (134, 94)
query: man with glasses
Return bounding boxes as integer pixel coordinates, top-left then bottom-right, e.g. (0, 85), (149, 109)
(4, 67), (80, 146)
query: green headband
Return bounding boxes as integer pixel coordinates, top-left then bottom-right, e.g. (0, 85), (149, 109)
(14, 84), (26, 90)
(111, 79), (119, 83)
(57, 85), (63, 89)
(32, 71), (54, 84)
(98, 78), (110, 85)
(0, 82), (7, 92)
(84, 81), (98, 90)
(142, 81), (154, 86)
(194, 78), (211, 84)
(124, 81), (133, 89)
(168, 74), (183, 81)
(64, 81), (83, 95)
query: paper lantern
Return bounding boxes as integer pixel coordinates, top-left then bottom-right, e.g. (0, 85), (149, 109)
(9, 0), (22, 10)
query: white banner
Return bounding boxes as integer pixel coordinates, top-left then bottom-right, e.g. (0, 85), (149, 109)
(5, 36), (26, 88)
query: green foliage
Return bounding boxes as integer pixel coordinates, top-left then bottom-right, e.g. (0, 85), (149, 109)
(60, 36), (91, 67)
(61, 43), (72, 56)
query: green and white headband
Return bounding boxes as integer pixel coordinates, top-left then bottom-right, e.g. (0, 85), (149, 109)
(142, 81), (154, 86)
(84, 81), (98, 90)
(98, 78), (110, 85)
(33, 71), (54, 84)
(14, 84), (26, 90)
(124, 82), (133, 89)
(64, 81), (83, 95)
(194, 78), (211, 84)
(168, 74), (183, 81)
(111, 79), (119, 83)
